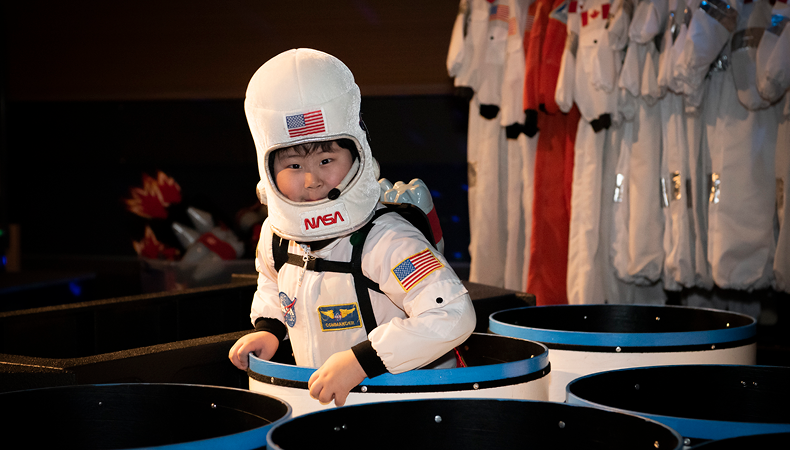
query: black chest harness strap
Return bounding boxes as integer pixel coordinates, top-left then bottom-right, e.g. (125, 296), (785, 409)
(272, 208), (392, 336)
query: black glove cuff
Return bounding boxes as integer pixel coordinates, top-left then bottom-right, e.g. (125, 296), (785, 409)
(351, 340), (388, 378)
(254, 317), (288, 342)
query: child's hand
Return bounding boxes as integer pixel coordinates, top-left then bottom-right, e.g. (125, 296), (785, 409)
(228, 331), (280, 370)
(307, 349), (367, 407)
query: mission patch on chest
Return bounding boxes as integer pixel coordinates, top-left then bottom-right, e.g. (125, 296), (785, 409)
(318, 303), (363, 331)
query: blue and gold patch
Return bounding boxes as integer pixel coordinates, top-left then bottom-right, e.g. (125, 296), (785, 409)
(318, 303), (362, 332)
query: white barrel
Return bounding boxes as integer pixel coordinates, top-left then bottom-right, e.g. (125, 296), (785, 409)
(266, 398), (683, 450)
(566, 365), (790, 446)
(489, 305), (757, 402)
(0, 383), (291, 449)
(248, 333), (550, 417)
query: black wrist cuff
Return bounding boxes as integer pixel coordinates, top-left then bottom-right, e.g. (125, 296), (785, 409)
(351, 340), (388, 378)
(590, 113), (612, 132)
(479, 104), (500, 119)
(505, 123), (523, 139)
(254, 317), (287, 342)
(524, 109), (539, 137)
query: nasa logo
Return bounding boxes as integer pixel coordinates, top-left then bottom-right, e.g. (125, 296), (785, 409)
(303, 210), (345, 230)
(300, 203), (351, 234)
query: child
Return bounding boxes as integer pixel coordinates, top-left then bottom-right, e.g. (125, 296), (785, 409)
(228, 48), (475, 407)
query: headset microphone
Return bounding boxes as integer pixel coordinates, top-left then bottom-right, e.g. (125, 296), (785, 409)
(327, 158), (360, 201)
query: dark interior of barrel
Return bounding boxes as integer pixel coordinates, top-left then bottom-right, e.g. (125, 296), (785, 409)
(270, 332), (546, 369)
(268, 398), (680, 450)
(568, 365), (790, 424)
(1, 384), (288, 448)
(492, 305), (753, 333)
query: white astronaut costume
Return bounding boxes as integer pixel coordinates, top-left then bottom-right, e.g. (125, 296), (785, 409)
(706, 1), (778, 291)
(557, 0), (623, 304)
(756, 0), (790, 292)
(449, 0), (513, 288)
(245, 49), (475, 374)
(660, 0), (715, 289)
(500, 0), (532, 291)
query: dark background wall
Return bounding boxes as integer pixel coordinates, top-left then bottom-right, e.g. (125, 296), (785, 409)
(0, 1), (473, 300)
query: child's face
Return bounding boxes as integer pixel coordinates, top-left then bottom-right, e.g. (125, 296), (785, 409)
(273, 141), (354, 202)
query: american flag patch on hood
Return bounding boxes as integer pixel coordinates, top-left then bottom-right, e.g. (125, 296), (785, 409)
(285, 109), (325, 137)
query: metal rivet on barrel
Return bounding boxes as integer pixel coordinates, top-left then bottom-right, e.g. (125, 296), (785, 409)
(655, 316), (660, 321)
(211, 403), (217, 409)
(271, 377), (275, 383)
(634, 384), (640, 390)
(726, 323), (730, 327)
(711, 345), (716, 350)
(583, 316), (587, 319)
(98, 401), (103, 406)
(684, 438), (691, 446)
(753, 381), (758, 386)
(654, 441), (659, 448)
(334, 426), (341, 432)
(342, 424), (347, 430)
(741, 381), (747, 387)
(615, 347), (622, 352)
(558, 421), (565, 429)
(435, 415), (442, 423)
(473, 383), (479, 390)
(361, 386), (368, 393)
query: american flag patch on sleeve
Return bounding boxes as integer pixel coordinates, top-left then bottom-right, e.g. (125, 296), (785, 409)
(392, 248), (444, 292)
(285, 110), (326, 138)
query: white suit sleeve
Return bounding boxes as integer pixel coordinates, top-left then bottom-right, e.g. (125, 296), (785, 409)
(362, 217), (476, 374)
(731, 0), (773, 110)
(758, 12), (790, 103)
(452, 0), (492, 89)
(556, 30), (578, 112)
(630, 0), (669, 44)
(608, 0), (634, 50)
(673, 0), (738, 94)
(249, 220), (287, 327)
(500, 0), (529, 127)
(447, 0), (470, 77)
(477, 0), (511, 108)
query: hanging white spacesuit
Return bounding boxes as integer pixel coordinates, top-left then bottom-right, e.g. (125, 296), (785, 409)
(557, 0), (622, 304)
(448, 0), (512, 287)
(706, 0), (778, 292)
(648, 0), (700, 291)
(659, 0), (715, 289)
(617, 0), (670, 289)
(500, 0), (533, 291)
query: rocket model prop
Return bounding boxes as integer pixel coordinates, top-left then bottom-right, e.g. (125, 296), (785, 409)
(170, 206), (245, 281)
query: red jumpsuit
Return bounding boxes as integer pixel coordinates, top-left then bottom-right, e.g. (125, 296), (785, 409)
(524, 0), (581, 305)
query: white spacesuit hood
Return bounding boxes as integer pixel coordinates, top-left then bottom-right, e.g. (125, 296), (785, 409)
(244, 48), (380, 242)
